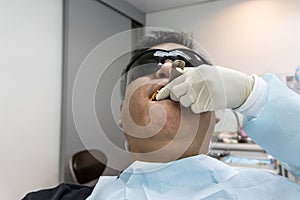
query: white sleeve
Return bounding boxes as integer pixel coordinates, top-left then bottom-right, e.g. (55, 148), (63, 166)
(235, 75), (268, 117)
(237, 74), (300, 167)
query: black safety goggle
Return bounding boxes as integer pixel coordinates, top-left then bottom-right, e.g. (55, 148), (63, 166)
(124, 48), (210, 85)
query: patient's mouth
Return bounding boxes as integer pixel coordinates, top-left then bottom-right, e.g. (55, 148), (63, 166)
(149, 86), (171, 102)
(149, 90), (159, 101)
(149, 84), (165, 101)
(149, 61), (185, 102)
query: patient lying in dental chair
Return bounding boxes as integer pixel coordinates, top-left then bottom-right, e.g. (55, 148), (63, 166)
(24, 30), (300, 200)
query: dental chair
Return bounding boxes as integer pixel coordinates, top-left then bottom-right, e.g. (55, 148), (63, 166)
(70, 149), (107, 185)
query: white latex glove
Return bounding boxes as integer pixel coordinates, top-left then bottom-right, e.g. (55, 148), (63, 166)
(156, 65), (254, 113)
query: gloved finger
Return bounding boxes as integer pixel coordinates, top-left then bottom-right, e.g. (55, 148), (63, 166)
(182, 67), (195, 73)
(170, 91), (179, 102)
(191, 91), (211, 113)
(156, 75), (185, 100)
(156, 86), (171, 100)
(191, 102), (205, 114)
(179, 86), (197, 107)
(172, 81), (189, 100)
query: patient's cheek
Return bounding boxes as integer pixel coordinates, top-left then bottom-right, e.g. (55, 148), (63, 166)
(127, 88), (150, 126)
(148, 104), (168, 130)
(153, 102), (181, 133)
(121, 99), (168, 139)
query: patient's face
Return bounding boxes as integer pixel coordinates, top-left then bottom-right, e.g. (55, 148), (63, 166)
(120, 43), (215, 162)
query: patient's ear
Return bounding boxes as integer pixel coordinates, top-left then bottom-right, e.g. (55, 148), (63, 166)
(118, 102), (123, 128)
(215, 112), (220, 124)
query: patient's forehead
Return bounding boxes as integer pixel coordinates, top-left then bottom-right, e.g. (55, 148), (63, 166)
(149, 43), (190, 51)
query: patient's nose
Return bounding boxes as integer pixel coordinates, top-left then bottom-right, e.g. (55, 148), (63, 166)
(155, 59), (172, 79)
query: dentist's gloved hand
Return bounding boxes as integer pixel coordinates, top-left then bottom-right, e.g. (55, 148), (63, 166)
(156, 65), (254, 113)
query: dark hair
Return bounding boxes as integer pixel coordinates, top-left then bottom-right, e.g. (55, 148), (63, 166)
(120, 31), (200, 100)
(135, 31), (194, 50)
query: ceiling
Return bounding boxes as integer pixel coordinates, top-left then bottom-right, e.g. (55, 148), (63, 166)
(125, 0), (215, 13)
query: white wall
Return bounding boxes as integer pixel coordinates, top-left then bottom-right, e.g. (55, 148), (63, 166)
(147, 0), (300, 75)
(0, 0), (62, 199)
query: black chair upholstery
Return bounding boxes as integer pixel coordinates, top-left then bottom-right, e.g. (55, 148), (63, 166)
(70, 149), (107, 184)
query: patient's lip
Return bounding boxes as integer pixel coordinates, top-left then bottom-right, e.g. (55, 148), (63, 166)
(149, 83), (166, 101)
(149, 90), (159, 101)
(147, 79), (168, 101)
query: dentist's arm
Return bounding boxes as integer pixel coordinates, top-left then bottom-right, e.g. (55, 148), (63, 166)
(241, 74), (300, 177)
(158, 67), (300, 176)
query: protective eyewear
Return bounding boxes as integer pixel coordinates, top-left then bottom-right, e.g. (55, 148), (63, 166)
(124, 48), (209, 85)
